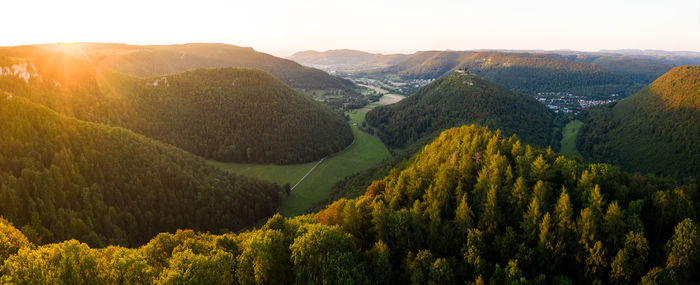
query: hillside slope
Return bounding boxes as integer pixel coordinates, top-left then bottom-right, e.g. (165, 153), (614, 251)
(0, 95), (283, 246)
(87, 42), (359, 92)
(373, 51), (640, 98)
(584, 55), (674, 84)
(578, 65), (700, 177)
(366, 72), (554, 148)
(112, 68), (354, 163)
(0, 47), (354, 164)
(2, 125), (697, 284)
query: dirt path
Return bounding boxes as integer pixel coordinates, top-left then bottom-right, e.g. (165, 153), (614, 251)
(291, 157), (326, 190)
(290, 137), (356, 191)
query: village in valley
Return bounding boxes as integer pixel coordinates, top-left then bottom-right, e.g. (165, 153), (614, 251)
(532, 91), (620, 114)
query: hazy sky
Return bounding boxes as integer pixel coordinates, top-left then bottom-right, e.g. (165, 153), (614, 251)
(3, 0), (700, 56)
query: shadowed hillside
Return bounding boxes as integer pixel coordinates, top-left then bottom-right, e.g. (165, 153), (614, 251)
(0, 95), (283, 246)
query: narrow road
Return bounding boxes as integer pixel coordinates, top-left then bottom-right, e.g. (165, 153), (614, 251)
(291, 157), (326, 191)
(290, 137), (355, 191)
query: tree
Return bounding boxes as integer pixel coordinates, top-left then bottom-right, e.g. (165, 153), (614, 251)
(366, 180), (386, 197)
(639, 267), (678, 285)
(98, 246), (155, 284)
(578, 208), (598, 247)
(610, 232), (649, 283)
(462, 229), (486, 276)
(539, 213), (555, 252)
(454, 194), (474, 228)
(523, 197), (542, 241)
(0, 218), (31, 264)
(532, 180), (551, 207)
(478, 185), (500, 234)
(403, 250), (433, 285)
(341, 202), (364, 242)
(588, 185), (606, 222)
(290, 224), (367, 284)
(236, 230), (291, 285)
(554, 187), (574, 240)
(665, 218), (699, 279)
(602, 202), (626, 249)
(429, 258), (454, 285)
(531, 155), (551, 181)
(1, 240), (103, 284)
(158, 249), (235, 285)
(364, 241), (392, 284)
(584, 241), (607, 280)
(509, 177), (528, 215)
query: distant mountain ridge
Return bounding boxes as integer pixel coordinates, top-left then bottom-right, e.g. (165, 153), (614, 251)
(371, 50), (641, 98)
(289, 49), (410, 71)
(93, 43), (359, 92)
(0, 42), (358, 92)
(289, 48), (700, 98)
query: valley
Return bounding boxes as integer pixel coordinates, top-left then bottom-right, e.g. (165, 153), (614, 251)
(210, 95), (397, 217)
(0, 39), (698, 284)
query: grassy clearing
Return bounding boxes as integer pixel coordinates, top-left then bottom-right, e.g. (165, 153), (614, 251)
(561, 120), (583, 158)
(279, 109), (390, 216)
(207, 160), (315, 186)
(210, 108), (391, 217)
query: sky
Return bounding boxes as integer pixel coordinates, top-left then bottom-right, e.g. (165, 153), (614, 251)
(2, 0), (700, 56)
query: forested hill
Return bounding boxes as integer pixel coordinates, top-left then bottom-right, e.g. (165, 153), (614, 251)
(288, 49), (410, 71)
(112, 68), (354, 163)
(366, 72), (554, 149)
(0, 47), (354, 164)
(372, 51), (641, 98)
(578, 65), (700, 178)
(2, 125), (698, 284)
(93, 43), (359, 92)
(0, 95), (283, 247)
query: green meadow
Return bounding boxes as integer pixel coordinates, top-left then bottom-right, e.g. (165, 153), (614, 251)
(210, 108), (391, 216)
(561, 119), (583, 158)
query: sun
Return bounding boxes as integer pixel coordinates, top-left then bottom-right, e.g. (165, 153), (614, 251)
(57, 42), (79, 47)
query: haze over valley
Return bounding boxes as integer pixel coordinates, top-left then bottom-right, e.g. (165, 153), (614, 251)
(0, 0), (699, 283)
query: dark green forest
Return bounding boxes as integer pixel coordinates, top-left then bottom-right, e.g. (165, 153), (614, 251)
(366, 73), (554, 149)
(373, 51), (642, 98)
(578, 65), (700, 178)
(0, 95), (283, 247)
(115, 68), (354, 163)
(0, 47), (354, 164)
(1, 125), (698, 284)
